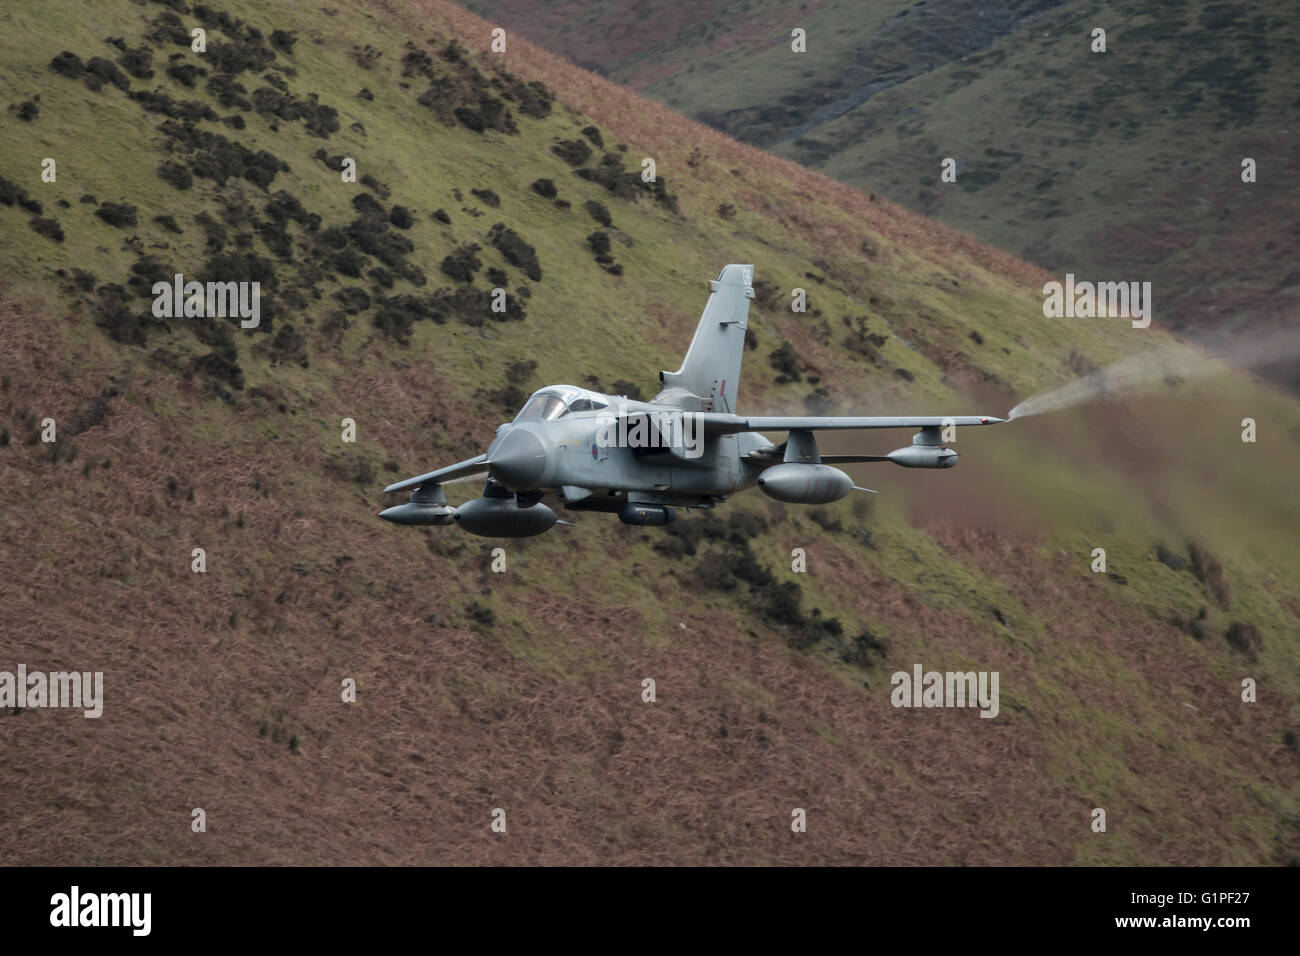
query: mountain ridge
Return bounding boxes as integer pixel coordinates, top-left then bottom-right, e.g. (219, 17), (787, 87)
(0, 0), (1296, 865)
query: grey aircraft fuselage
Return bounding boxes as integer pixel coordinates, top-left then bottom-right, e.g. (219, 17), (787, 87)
(484, 390), (768, 504)
(379, 264), (1004, 536)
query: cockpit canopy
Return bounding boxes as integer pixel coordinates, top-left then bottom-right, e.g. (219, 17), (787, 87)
(513, 385), (609, 422)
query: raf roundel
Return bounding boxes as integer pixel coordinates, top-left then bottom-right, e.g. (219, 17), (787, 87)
(591, 443), (599, 460)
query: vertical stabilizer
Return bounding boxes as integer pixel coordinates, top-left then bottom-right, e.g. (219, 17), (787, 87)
(658, 264), (753, 413)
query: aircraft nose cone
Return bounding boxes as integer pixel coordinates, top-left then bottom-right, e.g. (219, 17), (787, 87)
(489, 428), (548, 489)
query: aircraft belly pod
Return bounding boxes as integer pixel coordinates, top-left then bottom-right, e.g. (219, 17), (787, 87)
(379, 265), (1005, 537)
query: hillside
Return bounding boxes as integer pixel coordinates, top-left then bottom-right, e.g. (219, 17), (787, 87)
(463, 0), (1300, 389)
(0, 0), (1297, 865)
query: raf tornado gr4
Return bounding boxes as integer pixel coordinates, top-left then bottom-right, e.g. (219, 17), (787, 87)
(379, 264), (1004, 537)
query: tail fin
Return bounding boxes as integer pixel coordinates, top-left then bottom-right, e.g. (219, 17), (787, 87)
(658, 264), (753, 413)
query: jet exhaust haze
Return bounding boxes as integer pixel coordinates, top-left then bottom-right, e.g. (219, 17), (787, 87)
(1007, 329), (1300, 420)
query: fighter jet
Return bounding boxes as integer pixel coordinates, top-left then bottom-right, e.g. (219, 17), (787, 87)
(379, 264), (1005, 537)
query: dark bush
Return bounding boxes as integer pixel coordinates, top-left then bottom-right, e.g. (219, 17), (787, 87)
(167, 123), (287, 189)
(117, 46), (154, 79)
(265, 190), (319, 229)
(471, 188), (500, 207)
(300, 96), (339, 137)
(361, 176), (389, 200)
(584, 200), (611, 227)
(1189, 541), (1231, 608)
(769, 341), (803, 382)
(29, 217), (64, 242)
(514, 79), (553, 119)
(849, 631), (888, 668)
(126, 255), (176, 300)
(0, 176), (30, 210)
(695, 559), (737, 590)
(401, 46), (433, 79)
(94, 202), (138, 228)
(144, 11), (190, 46)
(431, 208), (450, 224)
(157, 160), (194, 190)
(388, 205), (413, 229)
(505, 359), (537, 385)
(94, 283), (150, 345)
(580, 124), (603, 147)
(270, 30), (297, 54)
(466, 601), (495, 625)
(15, 100), (39, 121)
(50, 51), (85, 79)
(476, 95), (516, 133)
(530, 178), (557, 199)
(345, 213), (414, 269)
(208, 37), (276, 75)
(440, 244), (482, 284)
(765, 581), (806, 629)
(752, 278), (781, 311)
(587, 231), (611, 257)
(84, 57), (130, 92)
(166, 62), (202, 88)
(129, 89), (218, 122)
(201, 249), (275, 291)
(487, 223), (541, 280)
(192, 347), (244, 389)
(256, 219), (292, 259)
(194, 211), (227, 252)
(1171, 607), (1209, 641)
(332, 288), (371, 314)
(242, 157), (278, 188)
(207, 74), (251, 109)
(575, 153), (640, 200)
(330, 249), (366, 278)
(351, 192), (386, 218)
(1224, 621), (1261, 659)
(370, 293), (442, 341)
(552, 139), (592, 166)
(454, 106), (485, 132)
(609, 379), (642, 400)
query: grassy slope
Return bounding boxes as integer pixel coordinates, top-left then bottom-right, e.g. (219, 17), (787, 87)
(0, 0), (1296, 865)
(466, 0), (1300, 381)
